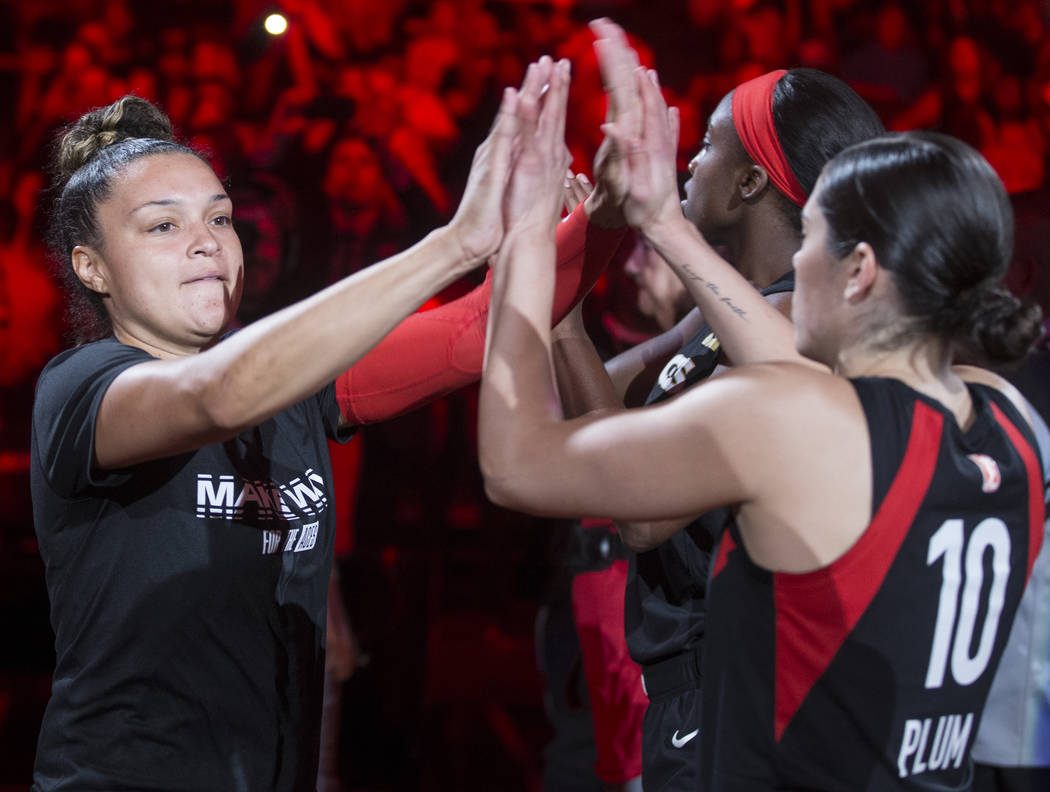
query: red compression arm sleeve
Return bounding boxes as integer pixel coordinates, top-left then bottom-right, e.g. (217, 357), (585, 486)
(335, 203), (626, 425)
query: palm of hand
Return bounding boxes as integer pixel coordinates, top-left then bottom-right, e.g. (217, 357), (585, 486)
(452, 139), (508, 264)
(504, 140), (571, 231)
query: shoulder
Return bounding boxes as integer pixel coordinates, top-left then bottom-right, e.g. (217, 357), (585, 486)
(701, 359), (843, 399)
(33, 339), (154, 448)
(36, 339), (152, 405)
(954, 364), (1036, 431)
(670, 361), (862, 456)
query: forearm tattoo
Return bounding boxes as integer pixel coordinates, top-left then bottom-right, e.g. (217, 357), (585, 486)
(680, 265), (748, 320)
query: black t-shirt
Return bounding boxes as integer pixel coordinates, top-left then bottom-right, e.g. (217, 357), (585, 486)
(625, 272), (794, 666)
(30, 337), (351, 792)
(701, 379), (1045, 790)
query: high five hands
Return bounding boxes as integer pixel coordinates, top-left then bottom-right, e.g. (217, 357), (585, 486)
(451, 19), (679, 270)
(448, 55), (571, 269)
(502, 56), (573, 242)
(590, 18), (683, 234)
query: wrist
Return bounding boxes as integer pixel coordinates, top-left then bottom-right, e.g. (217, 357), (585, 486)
(550, 304), (587, 341)
(501, 220), (557, 253)
(439, 222), (490, 274)
(584, 190), (627, 230)
(640, 206), (692, 249)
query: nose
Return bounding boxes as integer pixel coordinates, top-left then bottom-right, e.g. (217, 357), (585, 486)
(687, 155), (699, 175)
(190, 222), (221, 257)
(624, 254), (642, 278)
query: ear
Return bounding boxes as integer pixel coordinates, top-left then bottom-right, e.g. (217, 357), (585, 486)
(71, 245), (110, 296)
(843, 242), (878, 303)
(739, 164), (769, 201)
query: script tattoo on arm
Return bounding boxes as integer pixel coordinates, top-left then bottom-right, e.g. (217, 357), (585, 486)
(680, 264), (749, 320)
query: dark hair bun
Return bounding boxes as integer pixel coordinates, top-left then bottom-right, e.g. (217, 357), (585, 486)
(951, 286), (1044, 365)
(55, 95), (174, 185)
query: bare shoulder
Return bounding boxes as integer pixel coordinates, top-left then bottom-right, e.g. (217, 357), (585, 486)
(709, 358), (843, 396)
(671, 360), (863, 451)
(678, 361), (873, 570)
(954, 364), (1036, 429)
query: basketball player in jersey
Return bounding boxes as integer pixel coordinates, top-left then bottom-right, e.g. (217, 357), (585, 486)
(549, 18), (885, 789)
(477, 35), (1045, 791)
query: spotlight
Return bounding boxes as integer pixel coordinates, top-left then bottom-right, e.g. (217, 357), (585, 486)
(264, 13), (288, 35)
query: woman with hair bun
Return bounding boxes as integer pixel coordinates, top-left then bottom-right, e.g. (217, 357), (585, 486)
(549, 20), (886, 790)
(30, 60), (586, 790)
(479, 40), (1045, 791)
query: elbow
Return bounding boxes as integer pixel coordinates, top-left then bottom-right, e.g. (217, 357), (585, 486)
(617, 522), (660, 553)
(480, 456), (522, 511)
(480, 453), (543, 516)
(482, 473), (517, 511)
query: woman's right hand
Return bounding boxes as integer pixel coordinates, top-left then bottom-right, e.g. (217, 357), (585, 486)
(448, 58), (556, 268)
(500, 57), (572, 242)
(583, 18), (642, 229)
(589, 20), (683, 236)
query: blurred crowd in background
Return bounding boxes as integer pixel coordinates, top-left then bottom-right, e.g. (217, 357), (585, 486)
(3, 0), (1050, 789)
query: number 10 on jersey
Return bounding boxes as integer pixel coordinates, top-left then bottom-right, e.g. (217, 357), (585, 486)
(925, 517), (1011, 688)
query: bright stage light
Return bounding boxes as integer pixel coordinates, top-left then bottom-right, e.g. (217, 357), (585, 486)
(264, 14), (288, 35)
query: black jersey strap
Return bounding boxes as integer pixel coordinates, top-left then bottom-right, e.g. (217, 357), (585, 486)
(645, 270), (795, 406)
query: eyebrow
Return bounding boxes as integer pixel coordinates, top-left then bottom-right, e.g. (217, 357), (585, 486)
(130, 193), (230, 215)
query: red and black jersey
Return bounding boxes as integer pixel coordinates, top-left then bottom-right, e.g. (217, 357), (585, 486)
(701, 377), (1045, 791)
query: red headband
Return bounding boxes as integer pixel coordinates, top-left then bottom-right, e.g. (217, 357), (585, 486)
(731, 69), (807, 207)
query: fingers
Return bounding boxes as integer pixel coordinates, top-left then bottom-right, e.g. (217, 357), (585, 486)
(473, 85), (519, 190)
(564, 171), (592, 214)
(518, 56), (554, 141)
(490, 86), (520, 150)
(637, 67), (672, 151)
(539, 58), (571, 146)
(590, 17), (641, 134)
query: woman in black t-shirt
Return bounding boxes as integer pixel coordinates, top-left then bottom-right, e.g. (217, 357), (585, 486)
(30, 62), (571, 791)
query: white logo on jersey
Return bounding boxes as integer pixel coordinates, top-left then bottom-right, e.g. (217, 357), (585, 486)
(261, 520), (320, 555)
(196, 468), (329, 553)
(896, 712), (973, 778)
(196, 468), (329, 521)
(658, 354), (697, 392)
(966, 454), (1001, 493)
(671, 728), (698, 748)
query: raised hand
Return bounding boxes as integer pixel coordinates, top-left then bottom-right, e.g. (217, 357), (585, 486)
(600, 67), (682, 234)
(448, 59), (556, 267)
(502, 57), (573, 240)
(584, 18), (643, 228)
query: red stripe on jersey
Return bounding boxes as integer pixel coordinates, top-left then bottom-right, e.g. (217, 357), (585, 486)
(772, 401), (944, 741)
(989, 401), (1046, 582)
(712, 529), (737, 580)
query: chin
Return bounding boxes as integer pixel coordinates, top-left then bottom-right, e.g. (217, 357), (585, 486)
(190, 307), (235, 341)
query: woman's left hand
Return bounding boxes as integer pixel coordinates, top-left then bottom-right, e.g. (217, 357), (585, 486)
(448, 57), (560, 267)
(501, 57), (573, 241)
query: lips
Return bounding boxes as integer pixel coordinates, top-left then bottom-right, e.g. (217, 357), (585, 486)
(184, 273), (225, 285)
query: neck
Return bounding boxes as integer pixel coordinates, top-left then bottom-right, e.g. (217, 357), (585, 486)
(835, 337), (975, 426)
(721, 206), (800, 287)
(112, 321), (214, 359)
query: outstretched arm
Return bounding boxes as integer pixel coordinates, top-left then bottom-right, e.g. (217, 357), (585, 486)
(335, 199), (625, 424)
(478, 55), (761, 523)
(92, 67), (532, 471)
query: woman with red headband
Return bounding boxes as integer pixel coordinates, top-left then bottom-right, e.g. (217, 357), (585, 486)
(480, 28), (1044, 791)
(549, 22), (885, 790)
